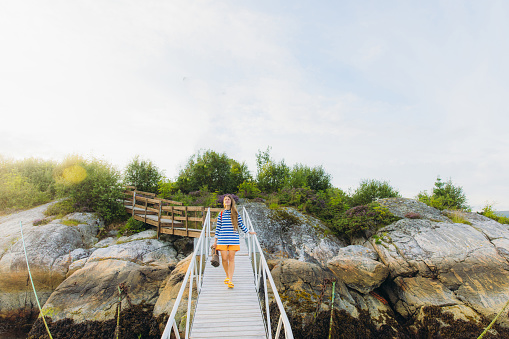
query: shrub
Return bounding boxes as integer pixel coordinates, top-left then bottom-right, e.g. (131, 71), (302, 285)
(330, 203), (401, 240)
(256, 147), (290, 193)
(444, 211), (472, 225)
(237, 180), (261, 199)
(123, 156), (163, 193)
(55, 156), (125, 224)
(286, 164), (332, 191)
(417, 177), (469, 211)
(158, 179), (178, 199)
(175, 150), (251, 194)
(479, 204), (509, 225)
(33, 218), (51, 226)
(118, 217), (147, 237)
(44, 199), (76, 217)
(8, 157), (57, 197)
(349, 179), (401, 207)
(0, 171), (51, 213)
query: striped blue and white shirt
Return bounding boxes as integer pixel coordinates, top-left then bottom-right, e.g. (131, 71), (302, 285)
(215, 209), (249, 245)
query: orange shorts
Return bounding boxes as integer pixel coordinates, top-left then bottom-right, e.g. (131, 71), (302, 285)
(216, 245), (240, 251)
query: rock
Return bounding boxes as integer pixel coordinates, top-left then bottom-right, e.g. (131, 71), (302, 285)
(387, 276), (460, 318)
(270, 259), (399, 335)
(40, 259), (171, 323)
(88, 239), (178, 267)
(173, 237), (194, 257)
(378, 197), (451, 222)
(244, 202), (346, 266)
(116, 229), (158, 243)
(0, 222), (88, 318)
(373, 210), (509, 328)
(94, 237), (115, 248)
(67, 258), (88, 277)
(153, 255), (195, 333)
(66, 212), (104, 227)
(327, 246), (389, 294)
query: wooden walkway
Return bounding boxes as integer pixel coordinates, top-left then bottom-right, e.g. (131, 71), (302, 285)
(190, 240), (266, 339)
(123, 188), (221, 238)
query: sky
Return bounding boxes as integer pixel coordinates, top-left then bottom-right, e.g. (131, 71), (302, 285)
(1, 1), (508, 211)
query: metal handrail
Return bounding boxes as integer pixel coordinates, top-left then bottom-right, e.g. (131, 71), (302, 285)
(242, 207), (294, 339)
(161, 208), (212, 339)
(161, 206), (294, 339)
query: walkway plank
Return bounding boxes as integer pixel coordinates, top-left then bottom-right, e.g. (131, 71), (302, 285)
(190, 240), (266, 339)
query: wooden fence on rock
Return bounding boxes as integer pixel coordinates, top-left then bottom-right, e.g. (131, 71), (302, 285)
(123, 187), (222, 238)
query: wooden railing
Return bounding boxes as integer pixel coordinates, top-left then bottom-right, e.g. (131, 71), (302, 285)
(123, 188), (222, 238)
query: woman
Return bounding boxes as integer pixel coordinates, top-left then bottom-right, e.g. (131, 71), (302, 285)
(213, 194), (255, 288)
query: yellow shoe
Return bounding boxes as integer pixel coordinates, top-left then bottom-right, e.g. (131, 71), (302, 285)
(224, 278), (230, 284)
(227, 282), (234, 288)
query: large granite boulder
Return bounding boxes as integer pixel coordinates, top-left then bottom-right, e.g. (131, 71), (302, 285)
(269, 258), (400, 337)
(153, 255), (195, 333)
(0, 210), (102, 323)
(327, 245), (389, 294)
(374, 198), (509, 332)
(40, 259), (171, 323)
(243, 202), (346, 266)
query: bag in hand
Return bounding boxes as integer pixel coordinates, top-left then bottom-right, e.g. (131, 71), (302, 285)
(211, 245), (220, 267)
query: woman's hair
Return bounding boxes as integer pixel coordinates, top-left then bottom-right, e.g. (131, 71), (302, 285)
(224, 194), (239, 231)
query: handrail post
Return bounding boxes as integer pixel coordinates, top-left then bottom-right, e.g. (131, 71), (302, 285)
(185, 206), (189, 236)
(132, 191), (136, 217)
(171, 206), (174, 234)
(157, 201), (162, 240)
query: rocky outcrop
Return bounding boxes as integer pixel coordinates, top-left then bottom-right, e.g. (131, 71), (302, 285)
(244, 202), (346, 266)
(373, 198), (509, 334)
(0, 210), (101, 323)
(0, 204), (192, 338)
(250, 199), (509, 337)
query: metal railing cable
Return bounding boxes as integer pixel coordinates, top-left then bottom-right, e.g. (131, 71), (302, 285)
(242, 207), (294, 339)
(161, 208), (212, 339)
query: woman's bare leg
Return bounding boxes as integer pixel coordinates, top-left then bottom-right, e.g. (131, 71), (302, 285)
(227, 250), (236, 282)
(220, 250), (229, 279)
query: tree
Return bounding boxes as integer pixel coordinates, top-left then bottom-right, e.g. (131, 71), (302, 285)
(124, 156), (163, 193)
(175, 150), (251, 194)
(349, 179), (401, 207)
(417, 176), (469, 210)
(287, 164), (332, 191)
(255, 147), (290, 193)
(55, 156), (125, 224)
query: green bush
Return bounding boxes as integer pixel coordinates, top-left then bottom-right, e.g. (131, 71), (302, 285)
(286, 164), (332, 191)
(479, 204), (509, 224)
(0, 156), (57, 213)
(417, 177), (469, 211)
(330, 203), (401, 239)
(123, 156), (163, 193)
(175, 150), (251, 194)
(55, 156), (125, 224)
(237, 180), (261, 199)
(158, 179), (178, 199)
(118, 217), (147, 237)
(256, 147), (290, 193)
(311, 187), (350, 221)
(349, 179), (401, 207)
(0, 171), (51, 213)
(44, 199), (76, 217)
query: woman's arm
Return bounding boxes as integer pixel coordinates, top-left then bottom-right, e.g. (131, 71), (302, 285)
(214, 212), (222, 244)
(238, 214), (256, 234)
